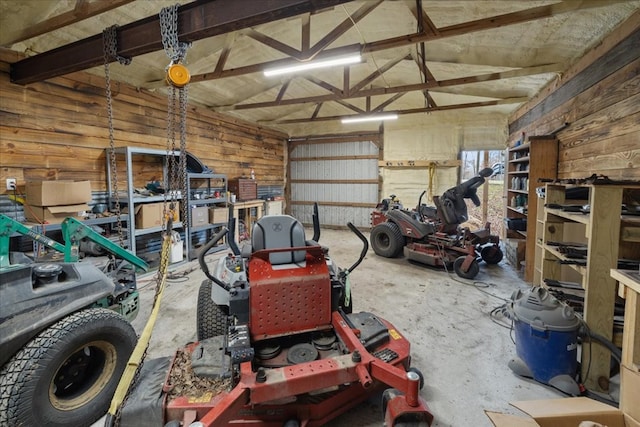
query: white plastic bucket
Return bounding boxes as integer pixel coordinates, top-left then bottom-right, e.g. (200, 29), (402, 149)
(170, 231), (183, 263)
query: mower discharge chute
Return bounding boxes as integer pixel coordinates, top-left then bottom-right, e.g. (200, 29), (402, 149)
(140, 209), (433, 426)
(370, 167), (503, 279)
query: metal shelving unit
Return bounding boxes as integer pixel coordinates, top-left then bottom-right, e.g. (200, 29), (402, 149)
(186, 172), (228, 260)
(106, 147), (184, 257)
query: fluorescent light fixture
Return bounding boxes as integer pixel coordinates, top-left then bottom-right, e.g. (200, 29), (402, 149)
(341, 113), (398, 124)
(264, 54), (361, 77)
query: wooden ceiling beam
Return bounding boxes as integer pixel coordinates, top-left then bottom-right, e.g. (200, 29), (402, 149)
(222, 63), (560, 110)
(349, 53), (411, 93)
(304, 76), (343, 96)
(275, 80), (292, 102)
(245, 29), (302, 59)
(335, 99), (365, 114)
(10, 0), (354, 84)
(190, 1), (597, 85)
(266, 97), (528, 124)
(373, 92), (406, 112)
(213, 33), (236, 76)
(307, 0), (383, 57)
(0, 0), (135, 47)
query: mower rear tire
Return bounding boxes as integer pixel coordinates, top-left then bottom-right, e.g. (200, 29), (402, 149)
(0, 308), (136, 427)
(453, 256), (480, 280)
(371, 222), (405, 258)
(197, 280), (228, 341)
(480, 245), (503, 264)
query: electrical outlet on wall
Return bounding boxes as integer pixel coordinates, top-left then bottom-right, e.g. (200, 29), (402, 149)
(6, 178), (17, 190)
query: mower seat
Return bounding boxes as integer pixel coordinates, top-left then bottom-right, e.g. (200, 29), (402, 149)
(251, 215), (307, 265)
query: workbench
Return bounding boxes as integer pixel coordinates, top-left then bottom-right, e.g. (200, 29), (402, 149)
(231, 199), (264, 243)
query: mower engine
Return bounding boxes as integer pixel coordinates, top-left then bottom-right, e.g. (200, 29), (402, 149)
(161, 213), (433, 427)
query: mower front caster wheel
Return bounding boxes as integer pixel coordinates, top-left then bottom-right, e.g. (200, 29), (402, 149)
(382, 388), (431, 427)
(480, 245), (503, 264)
(453, 256), (479, 279)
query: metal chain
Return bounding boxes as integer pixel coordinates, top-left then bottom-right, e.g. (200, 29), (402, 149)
(165, 86), (179, 233)
(159, 4), (190, 64)
(179, 84), (188, 227)
(160, 4), (190, 231)
(103, 25), (131, 248)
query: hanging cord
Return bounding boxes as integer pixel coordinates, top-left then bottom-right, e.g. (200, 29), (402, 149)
(103, 25), (131, 248)
(428, 164), (436, 202)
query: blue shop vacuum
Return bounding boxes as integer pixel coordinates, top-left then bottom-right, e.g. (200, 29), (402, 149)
(507, 286), (581, 395)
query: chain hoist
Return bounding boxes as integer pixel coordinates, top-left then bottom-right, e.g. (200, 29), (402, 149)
(160, 3), (190, 234)
(103, 25), (131, 248)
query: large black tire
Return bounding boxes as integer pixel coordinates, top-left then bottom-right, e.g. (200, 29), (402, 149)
(197, 280), (228, 341)
(480, 245), (503, 264)
(370, 222), (405, 258)
(453, 256), (480, 279)
(0, 308), (136, 427)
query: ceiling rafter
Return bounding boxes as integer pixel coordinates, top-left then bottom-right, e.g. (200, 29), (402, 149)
(188, 0), (610, 85)
(335, 99), (365, 114)
(276, 80), (292, 102)
(311, 102), (323, 119)
(0, 0), (135, 47)
(349, 52), (411, 94)
(264, 96), (528, 124)
(217, 62), (563, 111)
(373, 92), (406, 112)
(304, 76), (344, 96)
(240, 0), (382, 63)
(213, 33), (237, 76)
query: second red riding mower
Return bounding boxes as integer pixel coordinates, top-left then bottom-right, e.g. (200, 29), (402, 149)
(370, 167), (503, 279)
(118, 207), (433, 426)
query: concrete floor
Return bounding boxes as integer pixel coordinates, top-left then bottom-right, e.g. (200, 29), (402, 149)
(124, 227), (567, 426)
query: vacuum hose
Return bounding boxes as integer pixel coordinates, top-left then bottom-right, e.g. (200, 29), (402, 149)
(577, 325), (621, 407)
(578, 326), (622, 366)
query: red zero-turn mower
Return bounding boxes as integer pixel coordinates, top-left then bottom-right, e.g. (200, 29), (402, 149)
(370, 167), (503, 279)
(129, 209), (433, 426)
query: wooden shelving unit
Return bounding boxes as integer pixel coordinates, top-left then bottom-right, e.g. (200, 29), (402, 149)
(539, 183), (640, 391)
(504, 136), (558, 280)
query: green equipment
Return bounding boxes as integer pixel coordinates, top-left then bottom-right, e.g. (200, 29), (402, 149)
(0, 213), (149, 427)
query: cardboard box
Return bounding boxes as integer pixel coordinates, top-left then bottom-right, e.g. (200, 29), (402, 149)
(134, 203), (163, 229)
(191, 206), (209, 227)
(209, 207), (229, 224)
(124, 202), (180, 229)
(486, 366), (640, 427)
(26, 180), (91, 206)
(133, 202), (181, 229)
(25, 204), (89, 224)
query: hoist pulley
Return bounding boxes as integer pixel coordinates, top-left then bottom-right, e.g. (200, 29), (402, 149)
(166, 62), (190, 88)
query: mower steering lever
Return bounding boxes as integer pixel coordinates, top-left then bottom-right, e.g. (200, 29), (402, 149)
(198, 226), (233, 291)
(345, 222), (368, 274)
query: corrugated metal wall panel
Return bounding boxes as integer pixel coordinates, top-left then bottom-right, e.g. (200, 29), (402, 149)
(289, 139), (379, 228)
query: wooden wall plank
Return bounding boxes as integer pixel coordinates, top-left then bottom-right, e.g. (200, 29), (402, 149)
(0, 53), (288, 196)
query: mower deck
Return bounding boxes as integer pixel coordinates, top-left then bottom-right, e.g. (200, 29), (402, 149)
(164, 310), (431, 426)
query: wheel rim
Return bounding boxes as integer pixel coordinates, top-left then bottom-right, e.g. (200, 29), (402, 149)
(49, 340), (117, 411)
(375, 232), (390, 249)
